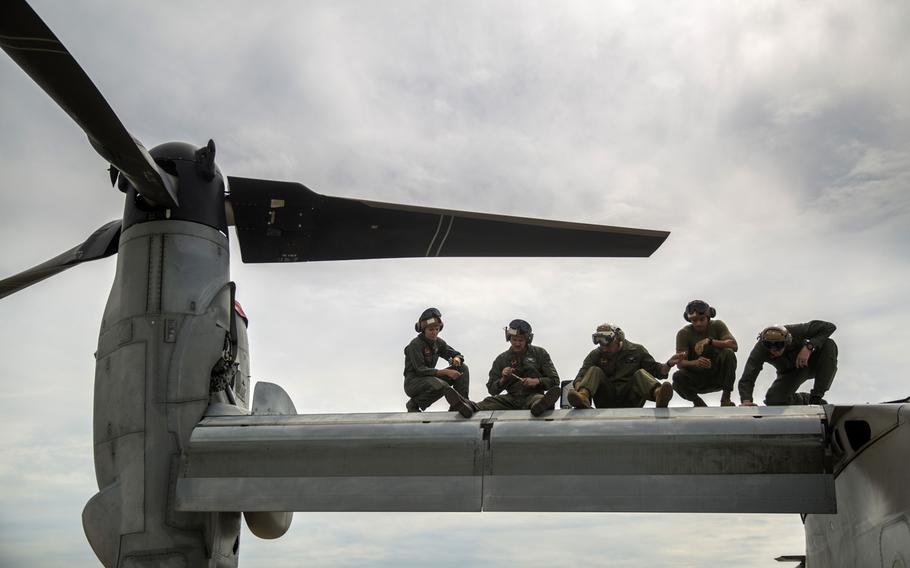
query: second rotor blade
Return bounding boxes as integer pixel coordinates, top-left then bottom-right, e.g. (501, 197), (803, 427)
(0, 220), (121, 300)
(227, 177), (669, 263)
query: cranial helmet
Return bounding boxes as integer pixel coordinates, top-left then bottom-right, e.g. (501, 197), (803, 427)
(757, 325), (792, 345)
(684, 299), (716, 322)
(504, 319), (533, 343)
(592, 323), (624, 346)
(415, 307), (444, 332)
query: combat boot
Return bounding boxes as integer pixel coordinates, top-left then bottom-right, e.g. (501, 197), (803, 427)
(406, 398), (421, 413)
(444, 387), (476, 418)
(653, 382), (674, 408)
(530, 387), (562, 417)
(692, 395), (708, 407)
(720, 391), (735, 407)
(808, 392), (828, 405)
(567, 387), (592, 409)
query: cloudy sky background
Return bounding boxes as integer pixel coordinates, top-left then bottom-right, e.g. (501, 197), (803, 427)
(1, 0), (909, 566)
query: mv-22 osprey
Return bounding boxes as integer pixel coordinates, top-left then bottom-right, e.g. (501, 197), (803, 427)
(1, 2), (908, 567)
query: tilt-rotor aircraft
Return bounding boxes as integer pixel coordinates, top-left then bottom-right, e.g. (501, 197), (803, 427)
(1, 2), (907, 567)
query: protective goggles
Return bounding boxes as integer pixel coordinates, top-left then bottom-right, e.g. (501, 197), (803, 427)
(762, 341), (787, 350)
(505, 327), (528, 337)
(592, 331), (617, 345)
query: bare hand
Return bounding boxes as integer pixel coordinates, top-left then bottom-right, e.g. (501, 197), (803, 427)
(694, 356), (712, 369)
(741, 399), (757, 407)
(521, 377), (541, 388)
(796, 346), (811, 368)
(668, 351), (686, 366)
(499, 367), (513, 385)
(439, 368), (462, 380)
(451, 356), (463, 367)
(694, 339), (710, 356)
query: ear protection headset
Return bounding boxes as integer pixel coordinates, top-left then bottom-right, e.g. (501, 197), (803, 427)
(415, 307), (444, 332)
(684, 299), (716, 322)
(504, 319), (533, 343)
(592, 323), (624, 345)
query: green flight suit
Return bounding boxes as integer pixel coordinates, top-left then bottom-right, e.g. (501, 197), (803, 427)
(476, 345), (559, 410)
(672, 319), (737, 402)
(738, 320), (838, 405)
(403, 335), (470, 410)
(573, 340), (667, 408)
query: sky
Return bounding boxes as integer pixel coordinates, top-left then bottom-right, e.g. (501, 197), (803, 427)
(1, 0), (909, 566)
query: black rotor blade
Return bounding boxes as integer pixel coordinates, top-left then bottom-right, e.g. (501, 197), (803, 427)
(227, 177), (669, 263)
(0, 220), (121, 300)
(0, 1), (178, 208)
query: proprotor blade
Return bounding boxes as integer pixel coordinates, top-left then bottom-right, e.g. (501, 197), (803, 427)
(227, 177), (669, 263)
(0, 220), (121, 300)
(0, 1), (178, 208)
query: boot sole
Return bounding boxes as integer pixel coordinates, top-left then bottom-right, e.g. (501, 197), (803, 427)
(567, 389), (591, 409)
(444, 388), (474, 418)
(655, 383), (674, 408)
(531, 388), (562, 417)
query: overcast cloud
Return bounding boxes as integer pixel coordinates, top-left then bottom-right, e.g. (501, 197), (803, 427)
(1, 1), (908, 566)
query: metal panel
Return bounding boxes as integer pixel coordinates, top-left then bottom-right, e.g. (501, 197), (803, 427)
(176, 407), (835, 515)
(484, 407), (833, 513)
(177, 413), (485, 512)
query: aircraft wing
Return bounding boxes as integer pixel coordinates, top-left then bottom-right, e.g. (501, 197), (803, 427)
(175, 406), (834, 514)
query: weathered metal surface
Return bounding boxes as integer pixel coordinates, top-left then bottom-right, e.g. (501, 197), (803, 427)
(86, 220), (238, 568)
(805, 403), (910, 567)
(177, 406), (834, 514)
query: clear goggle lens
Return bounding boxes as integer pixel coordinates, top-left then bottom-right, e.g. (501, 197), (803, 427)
(592, 332), (616, 345)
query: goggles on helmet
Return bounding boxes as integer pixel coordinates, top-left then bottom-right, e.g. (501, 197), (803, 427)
(592, 330), (617, 346)
(762, 340), (787, 351)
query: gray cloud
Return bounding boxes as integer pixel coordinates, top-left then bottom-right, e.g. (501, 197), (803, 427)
(2, 0), (909, 566)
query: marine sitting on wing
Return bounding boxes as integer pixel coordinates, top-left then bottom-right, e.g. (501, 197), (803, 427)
(566, 323), (683, 409)
(402, 307), (470, 412)
(672, 300), (738, 407)
(445, 318), (562, 418)
(739, 320), (838, 406)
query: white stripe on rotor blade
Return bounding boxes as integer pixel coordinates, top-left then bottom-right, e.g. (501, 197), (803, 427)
(426, 215), (445, 257)
(433, 216), (455, 257)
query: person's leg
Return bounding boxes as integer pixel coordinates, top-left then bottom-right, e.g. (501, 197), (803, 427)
(715, 349), (737, 406)
(405, 376), (449, 411)
(809, 339), (837, 401)
(568, 367), (606, 408)
(764, 369), (810, 405)
(451, 364), (470, 399)
(632, 369), (672, 407)
(672, 369), (704, 406)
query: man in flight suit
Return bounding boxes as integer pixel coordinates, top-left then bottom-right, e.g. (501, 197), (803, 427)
(403, 307), (470, 412)
(445, 319), (562, 417)
(566, 323), (682, 408)
(672, 300), (739, 407)
(739, 321), (838, 406)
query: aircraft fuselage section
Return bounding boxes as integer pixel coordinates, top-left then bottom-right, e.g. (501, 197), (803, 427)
(805, 403), (910, 567)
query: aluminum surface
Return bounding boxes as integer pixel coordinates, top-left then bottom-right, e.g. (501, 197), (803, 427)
(177, 406), (834, 514)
